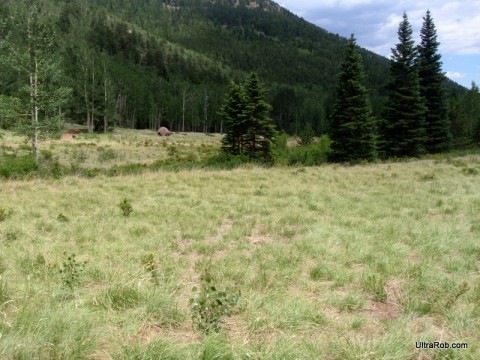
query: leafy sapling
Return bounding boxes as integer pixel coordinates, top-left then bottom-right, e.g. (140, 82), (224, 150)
(59, 253), (86, 291)
(190, 268), (240, 334)
(119, 198), (133, 217)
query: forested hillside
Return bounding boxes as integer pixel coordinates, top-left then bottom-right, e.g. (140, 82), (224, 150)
(0, 0), (472, 137)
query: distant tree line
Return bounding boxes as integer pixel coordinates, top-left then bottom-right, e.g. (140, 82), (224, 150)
(0, 1), (479, 163)
(328, 11), (480, 162)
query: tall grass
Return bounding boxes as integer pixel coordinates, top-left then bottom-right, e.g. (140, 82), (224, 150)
(0, 130), (479, 358)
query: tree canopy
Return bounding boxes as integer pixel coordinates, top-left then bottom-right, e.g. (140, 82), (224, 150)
(329, 35), (377, 162)
(220, 73), (276, 161)
(418, 10), (451, 153)
(381, 13), (426, 158)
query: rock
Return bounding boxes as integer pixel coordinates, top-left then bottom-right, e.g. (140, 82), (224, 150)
(157, 127), (171, 136)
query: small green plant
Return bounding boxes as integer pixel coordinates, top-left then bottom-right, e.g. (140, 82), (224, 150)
(190, 268), (240, 334)
(419, 172), (436, 181)
(98, 148), (118, 162)
(361, 274), (387, 302)
(445, 281), (470, 309)
(59, 253), (86, 291)
(71, 149), (88, 163)
(143, 252), (159, 283)
(167, 144), (179, 158)
(57, 213), (70, 222)
(0, 207), (8, 222)
(0, 279), (9, 305)
(462, 167), (479, 175)
(254, 184), (266, 196)
(119, 198), (133, 217)
(101, 285), (140, 310)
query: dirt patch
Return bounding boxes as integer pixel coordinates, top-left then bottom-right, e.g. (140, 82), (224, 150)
(205, 219), (234, 244)
(365, 278), (405, 321)
(224, 315), (250, 343)
(131, 322), (200, 346)
(0, 142), (22, 147)
(243, 223), (275, 245)
(61, 129), (88, 141)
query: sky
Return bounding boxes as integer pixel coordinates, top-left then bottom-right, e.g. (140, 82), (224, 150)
(279, 0), (480, 89)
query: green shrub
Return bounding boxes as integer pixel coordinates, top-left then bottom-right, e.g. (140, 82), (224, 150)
(142, 252), (159, 283)
(0, 280), (8, 305)
(0, 153), (38, 178)
(119, 198), (133, 217)
(190, 268), (240, 334)
(0, 207), (8, 222)
(101, 285), (140, 310)
(59, 253), (86, 291)
(361, 274), (387, 302)
(71, 148), (88, 163)
(274, 134), (331, 166)
(97, 148), (118, 162)
(57, 213), (70, 223)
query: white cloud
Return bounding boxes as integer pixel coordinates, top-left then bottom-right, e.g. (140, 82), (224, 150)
(280, 0), (480, 56)
(445, 71), (466, 79)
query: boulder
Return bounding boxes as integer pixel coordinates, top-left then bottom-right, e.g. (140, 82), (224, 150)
(157, 127), (171, 136)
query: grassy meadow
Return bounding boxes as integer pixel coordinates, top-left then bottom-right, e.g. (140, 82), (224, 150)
(0, 129), (480, 359)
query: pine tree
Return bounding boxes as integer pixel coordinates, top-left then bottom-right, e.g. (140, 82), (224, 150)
(329, 35), (376, 162)
(220, 82), (249, 155)
(220, 73), (276, 161)
(381, 13), (426, 158)
(243, 73), (276, 161)
(418, 10), (451, 153)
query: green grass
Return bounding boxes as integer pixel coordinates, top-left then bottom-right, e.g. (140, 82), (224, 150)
(0, 129), (479, 358)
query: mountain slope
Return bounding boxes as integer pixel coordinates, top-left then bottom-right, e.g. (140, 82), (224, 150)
(1, 0), (463, 134)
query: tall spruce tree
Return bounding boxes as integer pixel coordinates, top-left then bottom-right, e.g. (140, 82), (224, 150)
(243, 73), (276, 161)
(220, 82), (249, 155)
(418, 10), (451, 153)
(381, 13), (426, 158)
(220, 73), (276, 161)
(329, 34), (376, 162)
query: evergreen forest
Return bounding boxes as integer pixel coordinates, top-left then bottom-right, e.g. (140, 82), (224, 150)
(0, 0), (479, 160)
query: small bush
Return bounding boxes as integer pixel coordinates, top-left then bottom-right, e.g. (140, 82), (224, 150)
(190, 268), (240, 334)
(0, 280), (9, 305)
(0, 153), (38, 178)
(119, 198), (133, 217)
(142, 252), (159, 283)
(0, 207), (8, 222)
(462, 167), (479, 175)
(361, 274), (387, 302)
(274, 135), (331, 166)
(71, 149), (88, 163)
(97, 148), (118, 162)
(101, 285), (140, 310)
(59, 253), (86, 291)
(57, 213), (70, 223)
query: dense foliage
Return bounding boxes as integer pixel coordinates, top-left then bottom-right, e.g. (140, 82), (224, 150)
(220, 73), (276, 161)
(329, 35), (377, 162)
(381, 13), (427, 158)
(417, 10), (452, 153)
(1, 0), (389, 136)
(0, 0), (478, 161)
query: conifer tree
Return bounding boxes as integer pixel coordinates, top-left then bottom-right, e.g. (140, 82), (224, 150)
(220, 82), (249, 155)
(329, 35), (376, 162)
(220, 73), (276, 161)
(418, 10), (451, 153)
(243, 72), (276, 161)
(381, 13), (426, 158)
